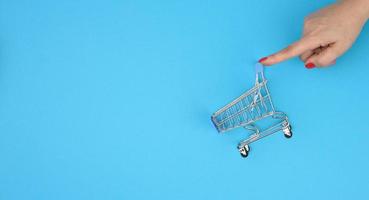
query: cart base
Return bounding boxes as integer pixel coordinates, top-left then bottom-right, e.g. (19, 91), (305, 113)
(237, 112), (292, 158)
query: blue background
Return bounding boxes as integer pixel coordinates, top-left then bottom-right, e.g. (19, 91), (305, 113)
(1, 0), (369, 199)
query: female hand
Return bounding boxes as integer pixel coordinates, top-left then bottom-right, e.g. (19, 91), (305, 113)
(259, 0), (369, 69)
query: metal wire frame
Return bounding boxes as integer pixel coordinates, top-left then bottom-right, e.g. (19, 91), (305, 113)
(211, 80), (276, 133)
(237, 112), (290, 149)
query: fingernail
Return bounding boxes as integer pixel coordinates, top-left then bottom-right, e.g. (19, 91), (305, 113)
(305, 62), (316, 69)
(258, 57), (268, 63)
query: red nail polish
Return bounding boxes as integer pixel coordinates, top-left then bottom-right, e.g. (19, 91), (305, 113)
(305, 62), (315, 69)
(258, 57), (268, 63)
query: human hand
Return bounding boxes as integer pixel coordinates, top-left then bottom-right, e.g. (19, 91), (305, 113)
(259, 0), (369, 69)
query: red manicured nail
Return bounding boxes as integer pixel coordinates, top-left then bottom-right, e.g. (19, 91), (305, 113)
(305, 62), (315, 69)
(258, 57), (268, 63)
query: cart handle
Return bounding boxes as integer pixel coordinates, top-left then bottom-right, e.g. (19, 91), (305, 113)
(255, 63), (265, 84)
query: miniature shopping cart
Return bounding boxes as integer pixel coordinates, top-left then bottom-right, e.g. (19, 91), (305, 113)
(211, 63), (292, 158)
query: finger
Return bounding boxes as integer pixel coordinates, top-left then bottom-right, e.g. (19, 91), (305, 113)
(312, 45), (330, 55)
(260, 37), (320, 66)
(305, 57), (336, 68)
(299, 50), (314, 62)
(301, 45), (328, 63)
(304, 43), (345, 68)
(300, 43), (332, 62)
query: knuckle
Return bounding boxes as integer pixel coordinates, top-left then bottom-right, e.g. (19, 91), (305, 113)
(319, 61), (330, 67)
(307, 35), (320, 43)
(303, 18), (313, 27)
(303, 16), (311, 23)
(317, 57), (333, 66)
(303, 21), (309, 29)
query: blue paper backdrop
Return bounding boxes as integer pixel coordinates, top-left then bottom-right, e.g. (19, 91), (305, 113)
(1, 0), (369, 199)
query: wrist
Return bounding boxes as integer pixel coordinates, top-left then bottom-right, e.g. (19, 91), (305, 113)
(340, 0), (369, 22)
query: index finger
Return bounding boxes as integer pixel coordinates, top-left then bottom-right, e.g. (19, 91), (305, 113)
(260, 37), (319, 66)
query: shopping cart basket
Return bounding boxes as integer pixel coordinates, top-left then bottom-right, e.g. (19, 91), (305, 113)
(211, 63), (292, 157)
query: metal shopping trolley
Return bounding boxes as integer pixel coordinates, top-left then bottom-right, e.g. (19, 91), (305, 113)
(211, 63), (292, 158)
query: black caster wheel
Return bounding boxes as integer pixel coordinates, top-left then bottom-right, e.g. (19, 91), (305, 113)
(284, 131), (293, 138)
(239, 146), (250, 158)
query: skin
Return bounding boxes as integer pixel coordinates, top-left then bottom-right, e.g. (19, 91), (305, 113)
(259, 0), (369, 69)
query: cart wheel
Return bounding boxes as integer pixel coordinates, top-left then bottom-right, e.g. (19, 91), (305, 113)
(284, 131), (293, 138)
(239, 145), (250, 158)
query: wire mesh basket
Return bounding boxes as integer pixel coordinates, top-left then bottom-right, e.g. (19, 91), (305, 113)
(211, 63), (292, 157)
